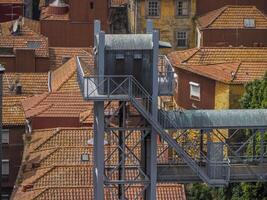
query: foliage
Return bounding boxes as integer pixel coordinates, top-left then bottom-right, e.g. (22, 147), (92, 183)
(188, 73), (267, 199)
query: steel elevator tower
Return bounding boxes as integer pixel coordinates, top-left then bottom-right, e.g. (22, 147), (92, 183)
(76, 20), (267, 200)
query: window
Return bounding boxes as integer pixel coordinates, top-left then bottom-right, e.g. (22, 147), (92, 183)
(2, 129), (9, 144)
(1, 194), (10, 200)
(176, 31), (187, 47)
(90, 2), (94, 9)
(176, 0), (189, 16)
(189, 82), (200, 100)
(244, 19), (255, 28)
(147, 0), (160, 17)
(2, 160), (9, 176)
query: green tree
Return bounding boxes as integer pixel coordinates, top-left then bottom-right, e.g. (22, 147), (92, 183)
(188, 73), (267, 199)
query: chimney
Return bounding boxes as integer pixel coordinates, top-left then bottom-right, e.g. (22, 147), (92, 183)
(15, 83), (22, 95)
(48, 0), (69, 15)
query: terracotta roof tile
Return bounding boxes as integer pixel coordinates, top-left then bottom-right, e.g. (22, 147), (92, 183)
(0, 0), (23, 3)
(14, 126), (186, 200)
(50, 57), (79, 92)
(3, 96), (26, 126)
(197, 5), (267, 29)
(234, 62), (267, 83)
(3, 73), (48, 96)
(168, 47), (267, 65)
(3, 73), (48, 126)
(0, 19), (48, 57)
(168, 47), (267, 84)
(49, 47), (93, 70)
(21, 91), (92, 118)
(40, 6), (69, 21)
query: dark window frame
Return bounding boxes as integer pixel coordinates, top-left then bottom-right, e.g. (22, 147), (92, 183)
(146, 0), (160, 18)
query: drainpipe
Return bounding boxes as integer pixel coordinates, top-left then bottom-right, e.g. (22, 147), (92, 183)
(0, 64), (6, 196)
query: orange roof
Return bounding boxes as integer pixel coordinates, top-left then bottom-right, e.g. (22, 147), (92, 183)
(0, 18), (48, 57)
(50, 57), (79, 92)
(168, 47), (267, 84)
(197, 5), (267, 29)
(21, 91), (92, 119)
(49, 47), (93, 70)
(168, 47), (267, 65)
(13, 127), (186, 200)
(0, 0), (23, 3)
(3, 73), (48, 126)
(40, 6), (69, 21)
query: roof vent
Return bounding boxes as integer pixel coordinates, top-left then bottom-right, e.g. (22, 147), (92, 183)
(15, 83), (22, 95)
(48, 0), (69, 15)
(87, 138), (108, 145)
(81, 153), (90, 162)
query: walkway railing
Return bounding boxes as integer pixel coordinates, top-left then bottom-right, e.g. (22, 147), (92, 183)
(77, 72), (230, 185)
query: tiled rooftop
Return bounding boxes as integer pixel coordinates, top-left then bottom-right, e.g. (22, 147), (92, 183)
(22, 91), (92, 118)
(40, 6), (69, 21)
(50, 57), (80, 92)
(197, 5), (267, 29)
(0, 18), (48, 57)
(49, 47), (93, 70)
(0, 0), (23, 3)
(168, 47), (267, 65)
(14, 127), (186, 200)
(3, 73), (48, 126)
(168, 47), (267, 84)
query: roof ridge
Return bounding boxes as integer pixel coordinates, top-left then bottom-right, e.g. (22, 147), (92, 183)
(30, 148), (58, 163)
(23, 167), (54, 186)
(181, 48), (201, 64)
(22, 92), (50, 111)
(51, 57), (77, 92)
(254, 6), (267, 21)
(206, 6), (228, 28)
(232, 62), (243, 82)
(33, 128), (61, 151)
(25, 104), (53, 118)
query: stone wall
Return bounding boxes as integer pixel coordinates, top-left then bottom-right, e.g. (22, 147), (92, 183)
(128, 0), (197, 52)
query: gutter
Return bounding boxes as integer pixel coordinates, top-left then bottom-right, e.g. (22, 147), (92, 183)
(48, 70), (52, 92)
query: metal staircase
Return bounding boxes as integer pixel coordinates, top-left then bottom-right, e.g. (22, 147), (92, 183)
(79, 72), (230, 186)
(128, 77), (229, 186)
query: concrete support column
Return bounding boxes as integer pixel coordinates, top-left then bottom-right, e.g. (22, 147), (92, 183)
(93, 101), (105, 200)
(0, 65), (5, 195)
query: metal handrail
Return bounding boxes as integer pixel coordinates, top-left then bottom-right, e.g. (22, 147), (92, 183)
(78, 73), (229, 184)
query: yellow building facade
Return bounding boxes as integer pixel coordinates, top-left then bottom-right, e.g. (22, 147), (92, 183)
(215, 82), (245, 110)
(128, 0), (196, 52)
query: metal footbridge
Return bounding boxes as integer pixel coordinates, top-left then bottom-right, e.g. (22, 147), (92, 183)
(77, 20), (267, 200)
